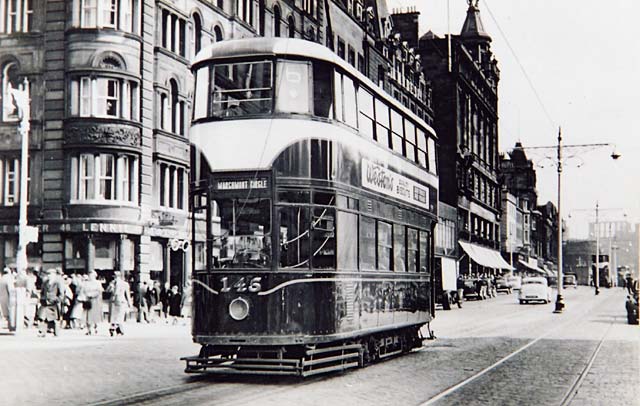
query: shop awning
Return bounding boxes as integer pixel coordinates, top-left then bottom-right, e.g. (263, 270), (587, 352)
(459, 241), (514, 270)
(518, 260), (547, 274)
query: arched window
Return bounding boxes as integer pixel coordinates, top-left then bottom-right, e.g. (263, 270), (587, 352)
(273, 5), (281, 37)
(193, 13), (202, 55)
(1, 62), (20, 121)
(169, 79), (180, 134)
(214, 25), (223, 42)
(287, 15), (294, 38)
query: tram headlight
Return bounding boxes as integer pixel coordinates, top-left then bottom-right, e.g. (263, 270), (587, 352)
(229, 297), (250, 321)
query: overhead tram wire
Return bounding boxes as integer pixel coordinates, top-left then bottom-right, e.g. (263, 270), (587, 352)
(483, 0), (557, 132)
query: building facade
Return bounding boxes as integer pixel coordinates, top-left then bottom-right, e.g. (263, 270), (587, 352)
(414, 0), (506, 276)
(0, 0), (432, 286)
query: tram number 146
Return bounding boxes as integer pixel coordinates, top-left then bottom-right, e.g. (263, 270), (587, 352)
(220, 276), (262, 293)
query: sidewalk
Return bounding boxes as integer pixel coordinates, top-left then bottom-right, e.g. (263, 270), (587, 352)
(0, 319), (192, 351)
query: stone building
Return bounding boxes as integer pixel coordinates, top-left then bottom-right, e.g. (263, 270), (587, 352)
(0, 0), (431, 285)
(412, 0), (507, 276)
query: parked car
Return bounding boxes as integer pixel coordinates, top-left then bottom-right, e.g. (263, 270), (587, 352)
(563, 274), (578, 289)
(506, 276), (522, 291)
(626, 294), (639, 325)
(495, 278), (512, 294)
(519, 277), (552, 304)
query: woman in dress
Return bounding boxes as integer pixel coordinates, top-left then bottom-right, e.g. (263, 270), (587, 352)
(83, 271), (103, 335)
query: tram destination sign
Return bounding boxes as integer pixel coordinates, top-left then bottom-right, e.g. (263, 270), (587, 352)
(361, 158), (429, 210)
(212, 172), (271, 196)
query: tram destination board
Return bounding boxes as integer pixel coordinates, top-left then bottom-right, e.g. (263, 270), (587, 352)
(211, 171), (272, 197)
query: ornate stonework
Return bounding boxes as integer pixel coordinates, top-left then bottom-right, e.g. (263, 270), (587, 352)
(65, 121), (141, 148)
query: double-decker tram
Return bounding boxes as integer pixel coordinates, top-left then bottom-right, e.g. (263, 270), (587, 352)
(182, 38), (439, 376)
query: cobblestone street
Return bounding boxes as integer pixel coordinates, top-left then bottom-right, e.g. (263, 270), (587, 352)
(1, 287), (637, 405)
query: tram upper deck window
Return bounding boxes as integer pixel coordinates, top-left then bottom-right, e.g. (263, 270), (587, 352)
(209, 60), (273, 118)
(275, 60), (311, 114)
(313, 62), (334, 118)
(214, 197), (271, 269)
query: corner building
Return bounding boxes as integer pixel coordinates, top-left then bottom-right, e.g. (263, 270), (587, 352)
(0, 0), (432, 285)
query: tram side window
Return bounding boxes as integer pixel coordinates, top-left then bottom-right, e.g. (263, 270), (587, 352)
(359, 216), (376, 270)
(276, 60), (311, 114)
(407, 228), (419, 272)
(390, 109), (404, 155)
(405, 120), (417, 163)
(416, 128), (428, 169)
(334, 71), (357, 128)
(377, 221), (393, 271)
(193, 66), (209, 120)
(419, 230), (430, 274)
(210, 60), (273, 118)
(313, 62), (334, 118)
(393, 225), (406, 272)
(279, 206), (311, 268)
(214, 197), (271, 269)
(358, 87), (375, 140)
(311, 207), (335, 269)
(375, 99), (390, 149)
(427, 137), (438, 174)
(337, 211), (358, 270)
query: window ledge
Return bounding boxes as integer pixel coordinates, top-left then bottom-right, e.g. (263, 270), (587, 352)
(69, 200), (139, 207)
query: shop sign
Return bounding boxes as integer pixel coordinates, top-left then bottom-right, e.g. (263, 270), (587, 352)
(361, 158), (429, 210)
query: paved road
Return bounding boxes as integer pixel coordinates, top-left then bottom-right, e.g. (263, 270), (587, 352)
(1, 287), (637, 405)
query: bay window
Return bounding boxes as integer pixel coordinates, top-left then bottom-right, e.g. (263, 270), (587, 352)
(1, 0), (33, 33)
(77, 0), (136, 32)
(70, 76), (139, 120)
(71, 153), (139, 203)
(0, 156), (29, 206)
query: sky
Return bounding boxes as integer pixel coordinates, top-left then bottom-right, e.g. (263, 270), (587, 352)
(387, 0), (640, 238)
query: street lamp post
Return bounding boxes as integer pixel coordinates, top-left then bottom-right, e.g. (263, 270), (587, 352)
(10, 79), (34, 274)
(555, 128), (565, 312)
(515, 128), (620, 313)
(595, 202), (600, 295)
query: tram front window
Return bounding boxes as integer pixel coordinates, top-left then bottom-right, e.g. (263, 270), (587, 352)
(214, 197), (271, 269)
(210, 60), (273, 118)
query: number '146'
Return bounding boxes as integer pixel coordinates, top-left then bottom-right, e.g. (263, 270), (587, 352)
(220, 276), (262, 293)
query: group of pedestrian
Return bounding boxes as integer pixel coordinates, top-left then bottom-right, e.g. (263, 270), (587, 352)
(134, 280), (191, 325)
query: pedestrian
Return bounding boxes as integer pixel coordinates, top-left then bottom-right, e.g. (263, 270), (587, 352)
(37, 268), (65, 337)
(160, 282), (171, 322)
(136, 280), (149, 323)
(626, 274), (634, 295)
(83, 271), (103, 335)
(107, 271), (131, 336)
(456, 276), (465, 308)
(0, 267), (15, 329)
(168, 285), (182, 325)
(146, 281), (161, 322)
(61, 275), (74, 329)
(24, 268), (38, 328)
(70, 274), (86, 330)
(180, 280), (192, 323)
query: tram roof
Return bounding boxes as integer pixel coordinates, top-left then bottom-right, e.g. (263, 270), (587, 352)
(192, 37), (436, 139)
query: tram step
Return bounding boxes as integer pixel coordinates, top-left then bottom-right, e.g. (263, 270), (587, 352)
(302, 352), (360, 367)
(301, 361), (360, 377)
(305, 343), (362, 355)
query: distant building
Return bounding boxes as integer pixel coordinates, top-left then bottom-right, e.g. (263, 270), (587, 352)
(563, 240), (596, 285)
(588, 219), (639, 281)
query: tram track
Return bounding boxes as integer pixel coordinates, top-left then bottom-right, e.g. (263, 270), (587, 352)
(417, 290), (620, 406)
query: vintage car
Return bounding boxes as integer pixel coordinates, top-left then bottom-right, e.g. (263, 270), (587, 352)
(506, 275), (522, 291)
(563, 274), (578, 289)
(519, 277), (552, 304)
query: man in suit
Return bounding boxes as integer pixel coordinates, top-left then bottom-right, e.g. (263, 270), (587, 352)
(37, 268), (65, 337)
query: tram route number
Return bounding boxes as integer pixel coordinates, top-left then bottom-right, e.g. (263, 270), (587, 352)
(220, 276), (262, 293)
